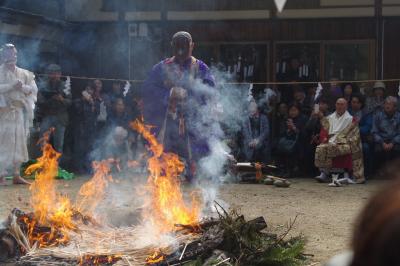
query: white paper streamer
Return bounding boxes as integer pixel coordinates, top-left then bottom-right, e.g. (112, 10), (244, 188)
(398, 82), (400, 97)
(247, 83), (254, 102)
(123, 81), (131, 97)
(314, 82), (323, 101)
(63, 76), (71, 96)
(274, 0), (287, 12)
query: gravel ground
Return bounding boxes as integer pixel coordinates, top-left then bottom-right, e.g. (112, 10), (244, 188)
(0, 177), (386, 265)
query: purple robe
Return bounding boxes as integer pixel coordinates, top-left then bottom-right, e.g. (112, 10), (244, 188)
(141, 56), (215, 161)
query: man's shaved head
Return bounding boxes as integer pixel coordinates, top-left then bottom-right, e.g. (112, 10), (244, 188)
(335, 98), (348, 116)
(336, 98), (347, 104)
(171, 31), (194, 63)
(172, 31), (192, 44)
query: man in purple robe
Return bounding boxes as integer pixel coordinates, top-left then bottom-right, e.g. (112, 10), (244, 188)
(141, 31), (215, 177)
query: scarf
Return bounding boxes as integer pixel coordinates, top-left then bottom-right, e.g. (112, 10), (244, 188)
(328, 111), (353, 143)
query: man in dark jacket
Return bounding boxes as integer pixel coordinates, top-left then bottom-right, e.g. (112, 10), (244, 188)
(37, 64), (72, 153)
(241, 101), (270, 163)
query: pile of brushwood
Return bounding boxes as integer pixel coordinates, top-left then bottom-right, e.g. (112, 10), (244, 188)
(1, 205), (307, 266)
(157, 204), (307, 266)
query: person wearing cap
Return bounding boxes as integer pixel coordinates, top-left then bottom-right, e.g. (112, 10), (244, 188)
(141, 31), (215, 180)
(365, 81), (386, 115)
(0, 43), (38, 185)
(36, 63), (72, 153)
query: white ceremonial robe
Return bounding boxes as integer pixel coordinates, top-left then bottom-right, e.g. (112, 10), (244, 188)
(0, 64), (37, 174)
(327, 111), (353, 144)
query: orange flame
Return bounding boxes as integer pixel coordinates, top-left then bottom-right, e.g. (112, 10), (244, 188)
(79, 254), (121, 265)
(145, 250), (164, 264)
(131, 120), (200, 233)
(22, 128), (116, 248)
(75, 159), (114, 215)
(25, 129), (75, 246)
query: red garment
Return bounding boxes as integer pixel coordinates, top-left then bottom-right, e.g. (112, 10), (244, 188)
(332, 154), (353, 170)
(319, 119), (355, 170)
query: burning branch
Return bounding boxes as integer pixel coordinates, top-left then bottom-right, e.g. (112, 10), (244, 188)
(24, 130), (75, 247)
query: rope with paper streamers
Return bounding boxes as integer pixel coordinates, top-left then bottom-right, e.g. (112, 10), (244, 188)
(34, 73), (400, 89)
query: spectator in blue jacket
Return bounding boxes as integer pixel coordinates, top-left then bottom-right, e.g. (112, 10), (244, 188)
(372, 96), (400, 169)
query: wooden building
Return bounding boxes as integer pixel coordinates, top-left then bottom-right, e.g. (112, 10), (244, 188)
(1, 0), (400, 89)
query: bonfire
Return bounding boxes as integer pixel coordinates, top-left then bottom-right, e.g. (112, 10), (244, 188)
(0, 122), (307, 266)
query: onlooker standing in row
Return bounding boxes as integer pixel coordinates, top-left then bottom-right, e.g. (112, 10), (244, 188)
(37, 64), (72, 153)
(92, 79), (108, 134)
(74, 83), (100, 173)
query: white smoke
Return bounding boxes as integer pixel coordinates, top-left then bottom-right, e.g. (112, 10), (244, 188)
(182, 67), (249, 215)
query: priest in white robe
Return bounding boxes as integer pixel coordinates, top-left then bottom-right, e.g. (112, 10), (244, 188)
(315, 98), (365, 185)
(0, 43), (37, 184)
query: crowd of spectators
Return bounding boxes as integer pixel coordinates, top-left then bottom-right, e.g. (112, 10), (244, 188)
(32, 64), (142, 174)
(235, 80), (400, 180)
(31, 63), (400, 180)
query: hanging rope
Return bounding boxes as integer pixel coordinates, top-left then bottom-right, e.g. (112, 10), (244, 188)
(35, 73), (400, 86)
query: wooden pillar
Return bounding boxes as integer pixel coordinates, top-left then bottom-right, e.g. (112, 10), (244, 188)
(375, 0), (383, 79)
(161, 0), (169, 57)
